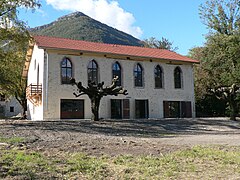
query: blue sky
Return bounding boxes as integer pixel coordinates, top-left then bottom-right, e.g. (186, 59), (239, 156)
(19, 0), (209, 55)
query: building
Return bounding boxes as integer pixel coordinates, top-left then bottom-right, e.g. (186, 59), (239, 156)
(0, 94), (22, 118)
(23, 35), (199, 120)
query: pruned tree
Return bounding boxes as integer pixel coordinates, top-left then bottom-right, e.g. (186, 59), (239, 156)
(211, 84), (240, 120)
(71, 76), (128, 121)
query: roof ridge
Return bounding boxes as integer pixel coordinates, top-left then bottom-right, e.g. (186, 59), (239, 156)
(32, 35), (174, 52)
(32, 35), (199, 63)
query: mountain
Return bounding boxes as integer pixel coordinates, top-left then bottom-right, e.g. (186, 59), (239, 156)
(30, 12), (143, 46)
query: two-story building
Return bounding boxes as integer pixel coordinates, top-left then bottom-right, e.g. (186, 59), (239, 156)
(23, 35), (199, 120)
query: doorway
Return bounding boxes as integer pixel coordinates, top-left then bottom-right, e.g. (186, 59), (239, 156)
(135, 100), (149, 119)
(111, 99), (130, 119)
(60, 99), (84, 119)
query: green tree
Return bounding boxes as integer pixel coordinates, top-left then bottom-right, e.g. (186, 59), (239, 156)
(195, 0), (240, 120)
(0, 0), (40, 17)
(0, 0), (40, 117)
(199, 0), (240, 35)
(203, 34), (240, 120)
(143, 37), (178, 51)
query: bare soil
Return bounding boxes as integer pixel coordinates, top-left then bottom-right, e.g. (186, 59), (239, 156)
(0, 118), (239, 156)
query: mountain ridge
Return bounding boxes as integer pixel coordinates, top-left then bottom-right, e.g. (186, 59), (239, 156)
(30, 12), (143, 47)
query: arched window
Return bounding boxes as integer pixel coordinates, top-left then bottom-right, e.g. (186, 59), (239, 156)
(61, 57), (72, 84)
(88, 60), (98, 84)
(112, 62), (122, 86)
(134, 63), (143, 87)
(174, 66), (182, 88)
(155, 65), (163, 88)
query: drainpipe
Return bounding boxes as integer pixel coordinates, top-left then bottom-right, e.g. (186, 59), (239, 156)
(44, 50), (49, 113)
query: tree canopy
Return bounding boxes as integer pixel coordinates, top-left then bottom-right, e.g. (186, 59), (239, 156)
(143, 37), (178, 52)
(199, 0), (240, 35)
(192, 0), (240, 120)
(0, 0), (40, 18)
(0, 0), (40, 117)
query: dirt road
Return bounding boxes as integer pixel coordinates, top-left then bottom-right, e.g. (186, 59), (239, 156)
(0, 118), (239, 156)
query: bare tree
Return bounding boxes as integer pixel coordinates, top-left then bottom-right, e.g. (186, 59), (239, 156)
(71, 76), (128, 121)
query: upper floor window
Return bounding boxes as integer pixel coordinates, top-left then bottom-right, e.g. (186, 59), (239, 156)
(154, 65), (163, 88)
(134, 63), (143, 87)
(88, 60), (98, 84)
(174, 66), (182, 89)
(112, 62), (122, 86)
(61, 57), (72, 84)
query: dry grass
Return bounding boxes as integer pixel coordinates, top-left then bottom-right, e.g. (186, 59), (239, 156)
(0, 138), (239, 179)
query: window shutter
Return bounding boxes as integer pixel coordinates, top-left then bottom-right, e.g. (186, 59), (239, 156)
(123, 99), (130, 119)
(163, 101), (170, 118)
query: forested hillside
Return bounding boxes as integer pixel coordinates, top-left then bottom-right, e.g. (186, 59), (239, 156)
(31, 12), (143, 46)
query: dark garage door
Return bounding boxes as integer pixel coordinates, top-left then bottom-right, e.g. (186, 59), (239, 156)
(61, 99), (84, 119)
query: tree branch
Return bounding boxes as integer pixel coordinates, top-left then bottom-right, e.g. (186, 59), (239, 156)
(0, 7), (15, 17)
(73, 92), (86, 97)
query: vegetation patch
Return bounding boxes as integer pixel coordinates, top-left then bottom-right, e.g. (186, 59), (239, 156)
(0, 144), (239, 179)
(0, 149), (56, 179)
(0, 135), (25, 144)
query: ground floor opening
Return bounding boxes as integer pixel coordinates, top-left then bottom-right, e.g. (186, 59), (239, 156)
(163, 101), (192, 118)
(111, 99), (130, 119)
(59, 99), (193, 119)
(60, 99), (84, 119)
(135, 100), (149, 119)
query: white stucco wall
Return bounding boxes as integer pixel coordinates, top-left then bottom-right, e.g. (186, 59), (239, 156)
(27, 45), (44, 120)
(37, 50), (196, 120)
(0, 97), (22, 117)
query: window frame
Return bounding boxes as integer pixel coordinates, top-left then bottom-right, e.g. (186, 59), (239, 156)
(154, 65), (164, 89)
(134, 63), (143, 87)
(87, 60), (99, 84)
(174, 66), (183, 89)
(112, 61), (122, 86)
(61, 57), (73, 84)
(10, 106), (14, 113)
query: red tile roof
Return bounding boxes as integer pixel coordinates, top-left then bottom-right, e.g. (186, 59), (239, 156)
(33, 35), (199, 63)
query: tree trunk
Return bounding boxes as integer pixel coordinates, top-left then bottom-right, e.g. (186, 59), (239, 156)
(229, 100), (237, 121)
(90, 96), (101, 121)
(15, 94), (27, 119)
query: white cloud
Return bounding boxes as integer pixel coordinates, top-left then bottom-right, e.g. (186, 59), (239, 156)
(45, 0), (143, 38)
(36, 9), (48, 17)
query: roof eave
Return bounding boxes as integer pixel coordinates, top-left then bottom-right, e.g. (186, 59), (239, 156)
(38, 46), (199, 64)
(22, 39), (35, 78)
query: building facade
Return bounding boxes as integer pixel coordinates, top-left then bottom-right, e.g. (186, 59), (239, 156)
(23, 36), (199, 120)
(0, 94), (22, 118)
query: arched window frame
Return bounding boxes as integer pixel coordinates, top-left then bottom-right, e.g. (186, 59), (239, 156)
(174, 66), (183, 89)
(61, 57), (72, 84)
(88, 60), (99, 84)
(112, 61), (122, 86)
(154, 65), (164, 88)
(134, 63), (143, 87)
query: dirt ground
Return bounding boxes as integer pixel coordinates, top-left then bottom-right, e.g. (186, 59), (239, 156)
(0, 118), (239, 156)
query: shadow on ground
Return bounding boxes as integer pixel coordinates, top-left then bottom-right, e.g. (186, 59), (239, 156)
(1, 118), (239, 138)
